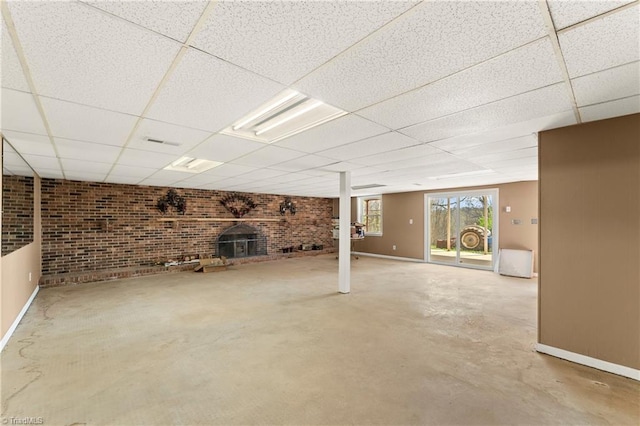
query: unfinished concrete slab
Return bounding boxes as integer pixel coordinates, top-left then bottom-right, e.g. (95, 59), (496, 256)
(1, 255), (638, 425)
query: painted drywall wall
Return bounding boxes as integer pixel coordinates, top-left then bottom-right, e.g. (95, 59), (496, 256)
(1, 175), (41, 340)
(349, 181), (539, 271)
(539, 113), (639, 370)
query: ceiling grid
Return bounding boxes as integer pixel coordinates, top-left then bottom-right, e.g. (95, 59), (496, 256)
(1, 0), (638, 197)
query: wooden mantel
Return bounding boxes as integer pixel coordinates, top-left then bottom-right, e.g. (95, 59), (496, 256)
(157, 217), (283, 222)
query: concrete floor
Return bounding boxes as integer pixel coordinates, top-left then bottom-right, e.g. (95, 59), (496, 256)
(1, 255), (638, 425)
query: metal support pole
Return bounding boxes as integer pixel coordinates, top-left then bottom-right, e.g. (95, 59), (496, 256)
(338, 172), (351, 294)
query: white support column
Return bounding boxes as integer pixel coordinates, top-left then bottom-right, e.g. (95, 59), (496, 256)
(339, 171), (351, 294)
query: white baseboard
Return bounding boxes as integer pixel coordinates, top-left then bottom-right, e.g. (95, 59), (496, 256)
(536, 343), (639, 381)
(0, 285), (39, 353)
(351, 252), (423, 263)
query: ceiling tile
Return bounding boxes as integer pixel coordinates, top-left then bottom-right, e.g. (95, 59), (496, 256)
(127, 118), (212, 154)
(353, 144), (442, 167)
(231, 145), (304, 168)
(1, 88), (47, 135)
(103, 175), (145, 185)
(471, 147), (538, 165)
(176, 173), (230, 186)
(447, 135), (538, 159)
(7, 1), (181, 114)
(116, 148), (177, 168)
(547, 0), (634, 30)
(55, 139), (123, 164)
(381, 152), (483, 175)
(21, 154), (60, 170)
(401, 83), (573, 143)
(192, 1), (418, 84)
(138, 176), (183, 187)
(188, 134), (264, 163)
(2, 130), (56, 157)
(572, 61), (640, 107)
(274, 114), (389, 153)
(33, 168), (64, 180)
(203, 163), (255, 178)
(108, 164), (157, 178)
(2, 18), (30, 91)
(3, 165), (32, 177)
(479, 156), (538, 170)
(429, 111), (576, 152)
(295, 1), (547, 111)
(60, 158), (112, 173)
(2, 148), (33, 175)
(40, 97), (137, 146)
(317, 162), (370, 172)
(358, 38), (563, 129)
(83, 0), (208, 42)
(236, 168), (287, 181)
(269, 155), (337, 172)
(559, 5), (639, 78)
(139, 169), (195, 184)
(579, 95), (640, 122)
(147, 48), (284, 132)
(64, 171), (108, 182)
(318, 131), (420, 161)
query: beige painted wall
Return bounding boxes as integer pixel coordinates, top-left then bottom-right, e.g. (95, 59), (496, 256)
(343, 181), (539, 271)
(539, 113), (639, 369)
(1, 175), (41, 340)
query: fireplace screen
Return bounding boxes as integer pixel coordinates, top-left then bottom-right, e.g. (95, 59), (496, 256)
(216, 224), (267, 258)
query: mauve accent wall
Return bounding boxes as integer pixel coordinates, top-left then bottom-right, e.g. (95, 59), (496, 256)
(40, 179), (334, 276)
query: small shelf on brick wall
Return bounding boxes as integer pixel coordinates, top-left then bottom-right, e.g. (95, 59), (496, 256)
(157, 217), (283, 222)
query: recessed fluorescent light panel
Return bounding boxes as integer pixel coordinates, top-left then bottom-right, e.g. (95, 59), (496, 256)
(164, 156), (222, 174)
(222, 89), (347, 144)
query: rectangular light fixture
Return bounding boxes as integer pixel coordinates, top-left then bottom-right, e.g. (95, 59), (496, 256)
(255, 100), (323, 136)
(221, 89), (347, 144)
(164, 156), (222, 174)
(232, 90), (300, 131)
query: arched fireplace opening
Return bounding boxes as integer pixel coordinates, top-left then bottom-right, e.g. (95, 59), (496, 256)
(216, 224), (267, 259)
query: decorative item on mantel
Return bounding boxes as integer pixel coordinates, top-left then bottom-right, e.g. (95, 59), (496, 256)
(220, 193), (257, 218)
(279, 197), (296, 215)
(156, 189), (187, 215)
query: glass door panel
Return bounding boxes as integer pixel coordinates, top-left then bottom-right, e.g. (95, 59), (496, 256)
(427, 190), (497, 271)
(428, 197), (458, 265)
(458, 195), (493, 268)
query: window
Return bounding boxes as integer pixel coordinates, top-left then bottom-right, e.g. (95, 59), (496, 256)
(358, 196), (382, 236)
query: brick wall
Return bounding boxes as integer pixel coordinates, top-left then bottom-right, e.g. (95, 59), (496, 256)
(41, 179), (334, 275)
(2, 175), (34, 256)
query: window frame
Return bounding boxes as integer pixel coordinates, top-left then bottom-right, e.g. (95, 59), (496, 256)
(357, 195), (383, 237)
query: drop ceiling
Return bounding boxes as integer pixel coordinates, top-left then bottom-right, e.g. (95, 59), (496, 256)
(1, 0), (638, 198)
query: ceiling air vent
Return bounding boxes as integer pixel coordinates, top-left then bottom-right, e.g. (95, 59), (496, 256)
(145, 137), (181, 147)
(351, 184), (386, 190)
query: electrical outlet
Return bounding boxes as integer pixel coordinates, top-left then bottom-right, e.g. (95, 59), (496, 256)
(29, 272), (32, 282)
(392, 245), (397, 250)
(409, 219), (413, 225)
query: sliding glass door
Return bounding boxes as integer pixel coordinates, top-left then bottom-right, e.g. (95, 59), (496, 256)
(426, 190), (498, 270)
